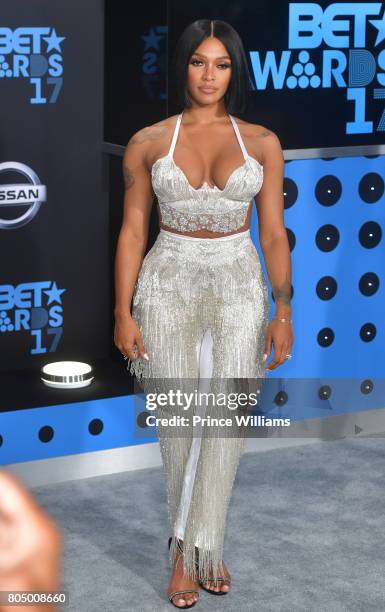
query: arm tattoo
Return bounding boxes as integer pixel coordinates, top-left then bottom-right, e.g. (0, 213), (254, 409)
(123, 124), (169, 189)
(260, 128), (272, 138)
(123, 163), (135, 191)
(129, 125), (168, 145)
(272, 277), (292, 305)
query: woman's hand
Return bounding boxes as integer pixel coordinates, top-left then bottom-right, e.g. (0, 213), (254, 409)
(263, 318), (294, 371)
(114, 312), (148, 361)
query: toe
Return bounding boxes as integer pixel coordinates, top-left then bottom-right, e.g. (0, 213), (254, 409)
(204, 580), (217, 592)
(173, 596), (186, 607)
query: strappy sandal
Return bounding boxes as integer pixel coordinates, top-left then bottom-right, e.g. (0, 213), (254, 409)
(194, 549), (231, 596)
(167, 536), (199, 608)
(198, 576), (231, 595)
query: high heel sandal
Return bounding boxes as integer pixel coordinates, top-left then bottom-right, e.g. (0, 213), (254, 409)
(198, 576), (231, 596)
(194, 549), (231, 596)
(167, 536), (199, 608)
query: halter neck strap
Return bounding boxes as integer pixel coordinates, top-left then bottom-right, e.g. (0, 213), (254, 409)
(167, 111), (249, 159)
(168, 113), (183, 157)
(228, 114), (249, 159)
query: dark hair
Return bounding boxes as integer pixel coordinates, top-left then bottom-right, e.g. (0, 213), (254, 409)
(172, 19), (255, 115)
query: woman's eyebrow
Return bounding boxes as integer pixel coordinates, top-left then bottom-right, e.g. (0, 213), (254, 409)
(192, 52), (231, 60)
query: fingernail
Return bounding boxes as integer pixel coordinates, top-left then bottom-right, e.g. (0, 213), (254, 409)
(143, 353), (149, 361)
(263, 354), (267, 362)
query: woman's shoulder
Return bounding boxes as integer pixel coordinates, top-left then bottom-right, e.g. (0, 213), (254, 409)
(232, 115), (277, 141)
(232, 116), (283, 164)
(127, 114), (178, 145)
(124, 115), (179, 166)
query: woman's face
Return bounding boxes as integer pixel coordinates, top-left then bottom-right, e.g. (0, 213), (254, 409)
(187, 36), (232, 106)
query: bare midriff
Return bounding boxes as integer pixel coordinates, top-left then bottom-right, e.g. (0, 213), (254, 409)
(156, 200), (253, 239)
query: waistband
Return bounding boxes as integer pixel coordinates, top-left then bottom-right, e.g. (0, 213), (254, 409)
(159, 228), (250, 242)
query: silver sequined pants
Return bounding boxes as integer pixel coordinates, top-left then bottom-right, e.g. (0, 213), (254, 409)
(126, 227), (270, 581)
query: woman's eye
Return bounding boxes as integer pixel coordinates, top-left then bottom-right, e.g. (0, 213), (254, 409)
(190, 59), (231, 69)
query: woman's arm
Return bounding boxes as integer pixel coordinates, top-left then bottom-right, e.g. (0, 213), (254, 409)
(114, 127), (155, 320)
(255, 129), (291, 318)
(255, 129), (294, 370)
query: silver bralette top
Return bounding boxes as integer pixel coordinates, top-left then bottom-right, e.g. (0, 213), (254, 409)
(151, 112), (264, 233)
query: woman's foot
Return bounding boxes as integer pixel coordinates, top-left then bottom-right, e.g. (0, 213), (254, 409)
(168, 541), (199, 607)
(200, 561), (231, 594)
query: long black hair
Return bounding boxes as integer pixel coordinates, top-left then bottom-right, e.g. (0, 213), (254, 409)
(172, 19), (254, 115)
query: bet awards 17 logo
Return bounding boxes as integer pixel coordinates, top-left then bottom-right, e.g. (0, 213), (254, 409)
(249, 3), (385, 135)
(0, 27), (65, 104)
(0, 281), (66, 354)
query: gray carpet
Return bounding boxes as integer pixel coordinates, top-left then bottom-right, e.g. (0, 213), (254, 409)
(30, 437), (385, 612)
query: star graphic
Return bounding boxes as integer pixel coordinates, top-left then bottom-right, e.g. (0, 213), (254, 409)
(141, 28), (163, 51)
(44, 282), (66, 305)
(43, 28), (66, 53)
(369, 11), (385, 46)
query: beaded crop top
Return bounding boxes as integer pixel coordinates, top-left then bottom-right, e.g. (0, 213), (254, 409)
(151, 112), (264, 233)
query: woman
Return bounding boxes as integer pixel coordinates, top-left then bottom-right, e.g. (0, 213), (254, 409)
(114, 19), (293, 609)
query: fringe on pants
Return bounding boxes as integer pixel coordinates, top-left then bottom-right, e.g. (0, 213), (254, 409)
(124, 227), (270, 582)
